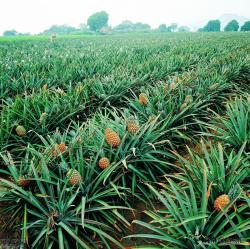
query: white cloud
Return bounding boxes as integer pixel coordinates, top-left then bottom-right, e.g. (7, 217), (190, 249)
(0, 0), (249, 34)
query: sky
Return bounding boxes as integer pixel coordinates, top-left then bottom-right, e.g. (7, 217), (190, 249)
(0, 0), (249, 34)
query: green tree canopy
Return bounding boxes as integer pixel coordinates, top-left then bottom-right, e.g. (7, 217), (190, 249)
(158, 24), (168, 32)
(3, 30), (19, 36)
(87, 11), (109, 31)
(114, 20), (134, 32)
(240, 21), (250, 31)
(168, 23), (178, 32)
(42, 25), (77, 35)
(201, 20), (221, 32)
(178, 26), (190, 32)
(224, 20), (239, 31)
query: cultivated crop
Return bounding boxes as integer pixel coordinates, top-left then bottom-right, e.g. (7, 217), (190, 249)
(0, 33), (249, 248)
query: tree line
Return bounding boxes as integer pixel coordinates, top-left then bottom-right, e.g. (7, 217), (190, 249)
(3, 11), (250, 36)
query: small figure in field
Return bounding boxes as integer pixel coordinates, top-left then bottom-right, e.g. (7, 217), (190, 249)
(50, 33), (57, 42)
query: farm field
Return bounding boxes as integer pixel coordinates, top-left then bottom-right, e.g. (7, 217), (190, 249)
(0, 32), (250, 248)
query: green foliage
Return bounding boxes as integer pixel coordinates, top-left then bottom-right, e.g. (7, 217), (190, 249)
(200, 20), (221, 32)
(114, 21), (151, 32)
(224, 20), (239, 32)
(3, 30), (19, 36)
(87, 11), (109, 31)
(42, 25), (78, 35)
(240, 21), (250, 31)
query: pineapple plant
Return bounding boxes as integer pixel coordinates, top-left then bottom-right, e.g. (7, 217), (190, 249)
(127, 120), (139, 134)
(214, 194), (231, 212)
(66, 169), (82, 186)
(139, 93), (148, 105)
(16, 125), (26, 137)
(104, 128), (121, 147)
(98, 157), (110, 169)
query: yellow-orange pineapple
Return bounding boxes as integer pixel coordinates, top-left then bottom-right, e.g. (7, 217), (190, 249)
(105, 128), (121, 147)
(67, 169), (82, 186)
(214, 194), (231, 211)
(127, 120), (139, 133)
(139, 93), (148, 105)
(51, 142), (67, 157)
(98, 157), (110, 169)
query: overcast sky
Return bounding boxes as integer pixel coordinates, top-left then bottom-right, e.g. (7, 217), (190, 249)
(0, 0), (249, 34)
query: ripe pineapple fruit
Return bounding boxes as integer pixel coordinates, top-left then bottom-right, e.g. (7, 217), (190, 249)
(214, 194), (231, 212)
(16, 125), (26, 137)
(18, 176), (30, 188)
(139, 93), (148, 105)
(105, 128), (121, 147)
(67, 169), (82, 186)
(127, 120), (139, 134)
(98, 157), (110, 169)
(51, 142), (67, 157)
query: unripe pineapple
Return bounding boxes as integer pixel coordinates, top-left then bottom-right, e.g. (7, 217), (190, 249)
(67, 169), (82, 186)
(16, 125), (26, 137)
(127, 120), (139, 134)
(42, 84), (48, 90)
(51, 142), (67, 157)
(18, 176), (30, 188)
(105, 128), (121, 147)
(139, 93), (148, 105)
(209, 83), (219, 91)
(184, 95), (193, 104)
(180, 102), (187, 111)
(214, 194), (231, 212)
(164, 83), (169, 92)
(169, 82), (177, 90)
(98, 157), (110, 169)
(39, 112), (47, 123)
(148, 115), (156, 123)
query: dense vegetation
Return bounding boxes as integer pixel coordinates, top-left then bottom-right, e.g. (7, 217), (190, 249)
(0, 33), (249, 248)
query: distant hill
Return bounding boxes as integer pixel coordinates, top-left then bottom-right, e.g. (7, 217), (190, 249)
(190, 13), (249, 31)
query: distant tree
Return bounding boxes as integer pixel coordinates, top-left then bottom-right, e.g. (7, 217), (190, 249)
(224, 20), (239, 31)
(3, 30), (19, 36)
(168, 23), (178, 32)
(113, 20), (134, 32)
(240, 21), (250, 31)
(42, 25), (77, 35)
(133, 22), (151, 31)
(87, 11), (109, 31)
(158, 24), (168, 32)
(202, 20), (221, 32)
(178, 26), (190, 32)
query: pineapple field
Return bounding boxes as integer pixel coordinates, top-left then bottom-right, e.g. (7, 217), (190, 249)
(0, 32), (250, 248)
